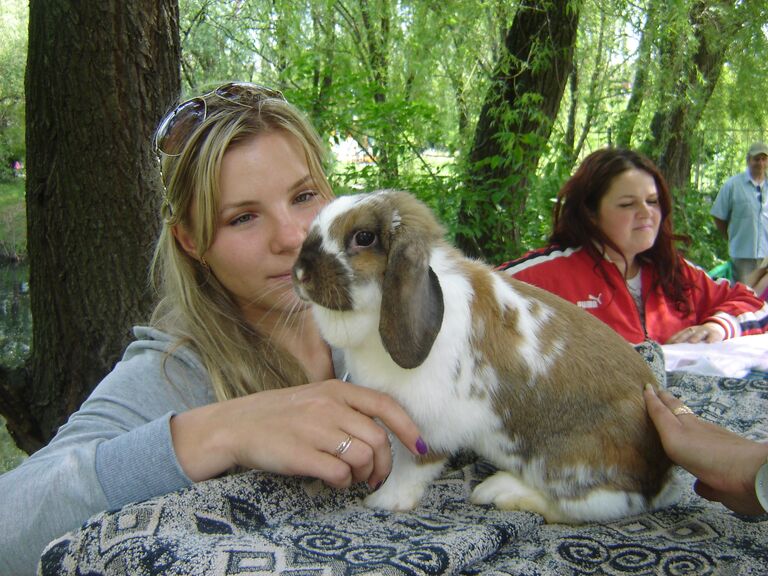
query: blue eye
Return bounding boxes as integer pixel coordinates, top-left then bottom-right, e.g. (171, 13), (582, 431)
(230, 213), (255, 226)
(295, 190), (318, 204)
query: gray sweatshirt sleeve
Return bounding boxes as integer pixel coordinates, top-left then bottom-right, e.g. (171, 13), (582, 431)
(0, 327), (214, 576)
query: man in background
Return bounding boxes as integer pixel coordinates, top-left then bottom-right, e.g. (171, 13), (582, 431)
(712, 142), (768, 284)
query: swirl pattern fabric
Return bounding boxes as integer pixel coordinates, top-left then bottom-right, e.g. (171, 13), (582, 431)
(39, 346), (768, 575)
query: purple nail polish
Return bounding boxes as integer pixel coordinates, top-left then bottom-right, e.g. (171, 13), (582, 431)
(416, 437), (428, 455)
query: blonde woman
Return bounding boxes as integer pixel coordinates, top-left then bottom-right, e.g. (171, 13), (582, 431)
(0, 84), (426, 575)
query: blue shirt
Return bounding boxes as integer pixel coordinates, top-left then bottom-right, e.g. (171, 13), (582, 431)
(711, 171), (768, 259)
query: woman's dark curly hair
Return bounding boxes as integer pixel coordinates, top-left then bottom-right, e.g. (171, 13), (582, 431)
(550, 148), (693, 315)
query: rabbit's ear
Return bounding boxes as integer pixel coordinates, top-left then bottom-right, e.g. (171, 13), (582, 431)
(379, 235), (444, 369)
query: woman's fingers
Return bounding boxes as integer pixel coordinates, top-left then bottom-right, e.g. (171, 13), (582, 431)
(322, 380), (426, 488)
(644, 385), (685, 436)
(210, 380), (424, 490)
(318, 424), (378, 487)
(645, 384), (768, 513)
(281, 444), (355, 489)
(338, 382), (427, 457)
(665, 323), (724, 344)
(328, 414), (389, 487)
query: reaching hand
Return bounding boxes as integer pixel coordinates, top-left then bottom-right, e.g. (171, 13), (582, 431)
(644, 385), (768, 515)
(665, 322), (724, 344)
(171, 379), (426, 491)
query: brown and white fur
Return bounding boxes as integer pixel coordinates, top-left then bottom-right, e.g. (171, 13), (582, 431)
(292, 190), (677, 523)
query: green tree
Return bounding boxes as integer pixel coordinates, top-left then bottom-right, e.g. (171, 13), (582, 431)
(457, 0), (580, 260)
(0, 0), (181, 453)
(0, 0), (27, 180)
(4, 0), (768, 456)
(152, 0), (768, 264)
(646, 0), (742, 191)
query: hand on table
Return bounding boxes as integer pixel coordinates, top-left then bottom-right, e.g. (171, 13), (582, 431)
(666, 322), (724, 344)
(171, 379), (427, 491)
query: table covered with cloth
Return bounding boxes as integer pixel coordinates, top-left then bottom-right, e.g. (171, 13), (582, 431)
(39, 344), (768, 575)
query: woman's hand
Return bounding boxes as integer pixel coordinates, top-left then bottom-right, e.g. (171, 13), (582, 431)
(644, 385), (768, 515)
(171, 380), (426, 491)
(666, 322), (724, 344)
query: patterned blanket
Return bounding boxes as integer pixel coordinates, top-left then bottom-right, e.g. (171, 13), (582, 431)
(39, 347), (768, 575)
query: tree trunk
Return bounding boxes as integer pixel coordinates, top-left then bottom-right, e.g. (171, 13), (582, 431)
(615, 2), (658, 149)
(457, 0), (580, 260)
(310, 2), (336, 136)
(648, 0), (736, 191)
(359, 0), (398, 182)
(0, 0), (181, 454)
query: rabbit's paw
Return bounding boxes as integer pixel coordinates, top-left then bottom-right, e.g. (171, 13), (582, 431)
(471, 471), (568, 523)
(363, 481), (424, 511)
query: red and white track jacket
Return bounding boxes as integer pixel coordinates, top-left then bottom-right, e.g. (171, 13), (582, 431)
(498, 246), (768, 345)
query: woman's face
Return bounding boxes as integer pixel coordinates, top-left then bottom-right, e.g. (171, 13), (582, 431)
(595, 168), (661, 265)
(176, 131), (328, 327)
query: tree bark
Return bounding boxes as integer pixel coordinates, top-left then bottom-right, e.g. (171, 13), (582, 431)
(359, 0), (397, 182)
(0, 0), (181, 453)
(648, 0), (736, 191)
(457, 0), (580, 260)
(615, 2), (659, 149)
(310, 2), (336, 136)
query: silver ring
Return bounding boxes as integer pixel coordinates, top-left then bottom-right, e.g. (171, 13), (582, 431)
(334, 434), (353, 457)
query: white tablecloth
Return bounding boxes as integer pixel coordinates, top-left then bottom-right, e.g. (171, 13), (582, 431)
(662, 333), (768, 378)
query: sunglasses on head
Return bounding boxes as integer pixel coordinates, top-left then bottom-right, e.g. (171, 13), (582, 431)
(154, 82), (285, 157)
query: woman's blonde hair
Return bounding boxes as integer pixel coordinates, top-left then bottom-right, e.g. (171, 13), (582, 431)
(150, 89), (334, 401)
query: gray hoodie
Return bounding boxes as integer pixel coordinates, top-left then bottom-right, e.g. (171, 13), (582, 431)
(0, 327), (213, 575)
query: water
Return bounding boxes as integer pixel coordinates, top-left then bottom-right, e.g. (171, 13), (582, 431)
(0, 262), (31, 368)
(0, 263), (31, 472)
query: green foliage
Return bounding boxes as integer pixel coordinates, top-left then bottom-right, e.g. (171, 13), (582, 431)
(3, 0), (766, 269)
(329, 151), (463, 237)
(0, 261), (30, 472)
(672, 184), (728, 271)
(0, 0), (27, 181)
(0, 0), (762, 476)
(0, 180), (25, 261)
(0, 416), (27, 473)
(0, 261), (30, 367)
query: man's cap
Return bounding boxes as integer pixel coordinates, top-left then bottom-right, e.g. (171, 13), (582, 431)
(748, 142), (768, 158)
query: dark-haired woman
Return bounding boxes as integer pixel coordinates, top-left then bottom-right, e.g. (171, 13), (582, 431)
(499, 148), (768, 345)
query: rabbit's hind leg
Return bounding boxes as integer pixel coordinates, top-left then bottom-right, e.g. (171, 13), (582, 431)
(470, 471), (572, 524)
(556, 488), (655, 523)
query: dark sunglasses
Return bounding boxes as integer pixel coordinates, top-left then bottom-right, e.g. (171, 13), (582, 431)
(154, 82), (285, 157)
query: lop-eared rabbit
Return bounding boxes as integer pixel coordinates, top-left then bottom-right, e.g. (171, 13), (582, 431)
(292, 190), (676, 523)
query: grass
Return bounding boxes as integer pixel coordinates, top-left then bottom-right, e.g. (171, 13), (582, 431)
(0, 179), (28, 474)
(0, 179), (26, 261)
(0, 415), (27, 474)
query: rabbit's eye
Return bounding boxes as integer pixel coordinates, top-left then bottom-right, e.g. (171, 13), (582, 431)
(352, 230), (377, 248)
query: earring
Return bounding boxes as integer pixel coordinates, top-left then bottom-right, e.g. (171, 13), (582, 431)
(200, 256), (209, 270)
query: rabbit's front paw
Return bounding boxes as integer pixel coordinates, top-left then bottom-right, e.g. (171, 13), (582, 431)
(363, 480), (424, 511)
